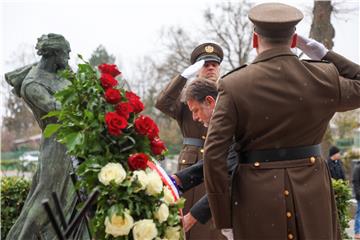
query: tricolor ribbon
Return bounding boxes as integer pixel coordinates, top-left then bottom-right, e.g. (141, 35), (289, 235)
(147, 160), (185, 235)
(147, 160), (180, 201)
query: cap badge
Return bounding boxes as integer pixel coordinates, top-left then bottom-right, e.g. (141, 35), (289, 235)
(204, 45), (214, 53)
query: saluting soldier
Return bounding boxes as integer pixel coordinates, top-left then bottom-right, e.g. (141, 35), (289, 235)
(204, 3), (360, 240)
(156, 43), (225, 239)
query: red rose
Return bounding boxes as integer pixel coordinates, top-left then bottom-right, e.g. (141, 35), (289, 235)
(125, 91), (144, 113)
(132, 99), (144, 113)
(105, 112), (128, 136)
(150, 139), (166, 155)
(105, 88), (121, 104)
(125, 91), (140, 101)
(128, 153), (149, 171)
(98, 64), (121, 77)
(115, 102), (133, 119)
(147, 124), (159, 140)
(134, 115), (158, 138)
(100, 73), (118, 89)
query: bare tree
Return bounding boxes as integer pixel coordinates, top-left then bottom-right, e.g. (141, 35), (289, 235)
(203, 2), (253, 71)
(130, 1), (254, 155)
(2, 45), (40, 150)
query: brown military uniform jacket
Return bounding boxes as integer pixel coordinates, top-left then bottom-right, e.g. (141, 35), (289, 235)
(156, 75), (224, 239)
(204, 48), (360, 240)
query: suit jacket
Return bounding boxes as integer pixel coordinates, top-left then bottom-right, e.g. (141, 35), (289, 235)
(204, 48), (360, 239)
(175, 143), (238, 224)
(156, 75), (224, 240)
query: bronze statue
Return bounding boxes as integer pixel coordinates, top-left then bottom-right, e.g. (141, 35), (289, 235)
(5, 33), (77, 240)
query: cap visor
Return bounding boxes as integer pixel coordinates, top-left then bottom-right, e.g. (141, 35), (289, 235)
(196, 55), (221, 63)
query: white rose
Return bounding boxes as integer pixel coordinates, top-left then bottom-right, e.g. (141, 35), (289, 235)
(98, 162), (126, 186)
(162, 186), (175, 204)
(133, 219), (158, 240)
(145, 170), (163, 196)
(154, 203), (169, 223)
(131, 170), (149, 192)
(165, 226), (181, 240)
(104, 210), (134, 237)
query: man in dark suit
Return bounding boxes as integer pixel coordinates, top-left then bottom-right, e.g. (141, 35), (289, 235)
(203, 2), (360, 240)
(327, 146), (346, 180)
(170, 79), (238, 238)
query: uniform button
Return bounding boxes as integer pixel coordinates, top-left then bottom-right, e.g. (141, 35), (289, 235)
(182, 159), (186, 164)
(200, 149), (204, 153)
(254, 162), (260, 167)
(202, 135), (206, 140)
(288, 233), (294, 239)
(286, 211), (292, 218)
(310, 157), (316, 164)
(284, 190), (289, 196)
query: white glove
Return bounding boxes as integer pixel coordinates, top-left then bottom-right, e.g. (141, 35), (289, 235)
(221, 228), (234, 240)
(296, 35), (328, 60)
(180, 60), (205, 79)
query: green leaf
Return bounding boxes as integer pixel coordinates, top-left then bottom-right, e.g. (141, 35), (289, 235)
(43, 124), (62, 138)
(63, 132), (84, 152)
(42, 110), (60, 119)
(84, 110), (94, 121)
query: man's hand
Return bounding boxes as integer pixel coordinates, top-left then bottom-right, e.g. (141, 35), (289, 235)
(171, 174), (182, 187)
(183, 212), (198, 232)
(181, 60), (205, 79)
(296, 35), (328, 60)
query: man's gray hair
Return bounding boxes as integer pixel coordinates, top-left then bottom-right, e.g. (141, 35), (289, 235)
(185, 78), (218, 103)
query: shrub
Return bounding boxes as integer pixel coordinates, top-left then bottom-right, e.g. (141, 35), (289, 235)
(332, 179), (352, 239)
(1, 177), (30, 239)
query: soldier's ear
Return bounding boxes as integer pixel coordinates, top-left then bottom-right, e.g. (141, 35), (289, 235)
(291, 34), (297, 48)
(252, 33), (259, 48)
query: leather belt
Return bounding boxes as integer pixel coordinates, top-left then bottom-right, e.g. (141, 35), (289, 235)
(239, 144), (321, 163)
(183, 138), (204, 148)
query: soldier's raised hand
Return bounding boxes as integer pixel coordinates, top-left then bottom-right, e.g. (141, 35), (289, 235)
(181, 60), (205, 79)
(296, 35), (328, 60)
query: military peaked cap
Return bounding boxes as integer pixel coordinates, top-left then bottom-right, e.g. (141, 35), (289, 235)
(248, 3), (303, 38)
(190, 43), (224, 64)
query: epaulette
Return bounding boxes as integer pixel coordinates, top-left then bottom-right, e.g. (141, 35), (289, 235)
(221, 64), (247, 79)
(301, 59), (330, 64)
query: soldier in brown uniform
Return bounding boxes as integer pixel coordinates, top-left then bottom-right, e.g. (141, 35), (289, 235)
(156, 43), (225, 239)
(204, 3), (360, 240)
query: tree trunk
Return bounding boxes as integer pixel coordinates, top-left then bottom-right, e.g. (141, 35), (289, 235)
(310, 0), (335, 49)
(309, 0), (335, 158)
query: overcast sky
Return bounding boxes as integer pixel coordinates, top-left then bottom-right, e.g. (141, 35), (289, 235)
(0, 0), (359, 118)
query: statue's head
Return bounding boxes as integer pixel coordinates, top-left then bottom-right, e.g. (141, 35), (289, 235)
(36, 33), (71, 69)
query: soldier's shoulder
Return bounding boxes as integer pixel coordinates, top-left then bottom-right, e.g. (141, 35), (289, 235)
(301, 59), (336, 72)
(221, 64), (248, 79)
(301, 59), (330, 64)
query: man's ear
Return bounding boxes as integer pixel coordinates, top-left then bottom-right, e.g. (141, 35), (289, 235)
(291, 34), (297, 48)
(205, 96), (216, 106)
(253, 33), (259, 48)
